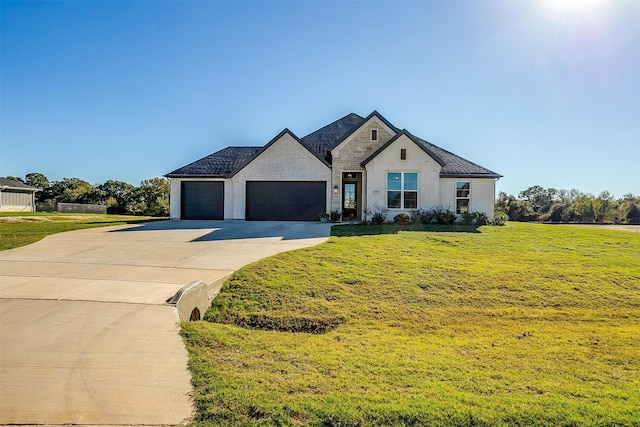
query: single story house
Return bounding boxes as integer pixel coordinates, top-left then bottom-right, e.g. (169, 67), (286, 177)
(166, 111), (502, 221)
(0, 178), (39, 212)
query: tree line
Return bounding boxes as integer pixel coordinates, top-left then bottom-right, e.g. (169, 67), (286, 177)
(7, 172), (169, 217)
(497, 185), (640, 224)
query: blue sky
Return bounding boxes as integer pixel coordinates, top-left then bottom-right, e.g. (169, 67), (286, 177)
(1, 0), (638, 197)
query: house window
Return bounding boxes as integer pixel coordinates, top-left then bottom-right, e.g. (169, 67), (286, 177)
(371, 129), (378, 141)
(456, 181), (470, 214)
(400, 148), (407, 160)
(387, 172), (418, 209)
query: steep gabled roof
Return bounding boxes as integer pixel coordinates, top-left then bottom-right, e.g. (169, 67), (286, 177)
(165, 111), (501, 179)
(300, 113), (365, 162)
(361, 130), (446, 167)
(165, 146), (262, 178)
(0, 178), (40, 191)
(228, 128), (325, 177)
(361, 130), (501, 178)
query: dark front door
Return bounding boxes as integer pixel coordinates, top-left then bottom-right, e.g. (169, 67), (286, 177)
(342, 172), (362, 221)
(246, 181), (326, 221)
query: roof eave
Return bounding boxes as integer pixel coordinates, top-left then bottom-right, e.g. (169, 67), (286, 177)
(440, 173), (503, 179)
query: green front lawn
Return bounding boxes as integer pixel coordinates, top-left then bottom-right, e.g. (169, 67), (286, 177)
(183, 222), (640, 426)
(0, 213), (159, 251)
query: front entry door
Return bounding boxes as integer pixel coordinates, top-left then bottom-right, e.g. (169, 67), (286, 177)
(342, 172), (362, 221)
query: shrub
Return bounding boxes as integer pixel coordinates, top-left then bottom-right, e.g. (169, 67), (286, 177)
(394, 213), (410, 225)
(369, 205), (389, 225)
(330, 210), (342, 222)
(431, 206), (457, 225)
(461, 212), (476, 225)
(420, 209), (434, 224)
(409, 209), (423, 224)
(490, 210), (508, 226)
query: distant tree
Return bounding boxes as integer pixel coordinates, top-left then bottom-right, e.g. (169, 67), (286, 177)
(25, 172), (50, 190)
(95, 180), (137, 214)
(6, 176), (25, 183)
(45, 177), (93, 203)
(134, 177), (169, 216)
(593, 191), (616, 223)
(573, 194), (596, 222)
(518, 185), (557, 214)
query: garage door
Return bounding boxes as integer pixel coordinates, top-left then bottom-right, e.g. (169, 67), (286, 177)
(246, 181), (326, 221)
(181, 181), (224, 220)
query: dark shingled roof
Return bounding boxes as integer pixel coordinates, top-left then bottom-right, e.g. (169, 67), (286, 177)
(0, 178), (39, 191)
(166, 146), (262, 177)
(412, 134), (502, 177)
(165, 111), (501, 178)
(300, 113), (365, 162)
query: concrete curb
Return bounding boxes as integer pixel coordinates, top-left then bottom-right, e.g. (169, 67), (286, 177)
(166, 273), (232, 321)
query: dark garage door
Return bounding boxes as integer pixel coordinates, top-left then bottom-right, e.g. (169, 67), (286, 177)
(246, 181), (326, 221)
(181, 181), (224, 220)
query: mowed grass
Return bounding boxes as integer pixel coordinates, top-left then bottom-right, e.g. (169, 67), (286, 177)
(0, 213), (159, 250)
(182, 222), (640, 426)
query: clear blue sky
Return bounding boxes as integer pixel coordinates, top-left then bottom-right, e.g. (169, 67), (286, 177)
(2, 0), (638, 197)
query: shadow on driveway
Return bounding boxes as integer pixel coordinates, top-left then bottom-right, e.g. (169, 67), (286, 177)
(110, 220), (333, 241)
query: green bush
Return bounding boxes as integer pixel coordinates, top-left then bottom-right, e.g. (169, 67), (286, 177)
(431, 206), (457, 225)
(490, 210), (508, 226)
(394, 213), (410, 225)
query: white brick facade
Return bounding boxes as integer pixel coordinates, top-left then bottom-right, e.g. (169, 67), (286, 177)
(167, 111), (500, 221)
(364, 134), (442, 220)
(230, 132), (331, 220)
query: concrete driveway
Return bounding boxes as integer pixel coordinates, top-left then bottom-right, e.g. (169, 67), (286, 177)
(0, 220), (331, 425)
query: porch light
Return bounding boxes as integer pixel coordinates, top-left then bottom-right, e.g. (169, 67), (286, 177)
(333, 186), (339, 194)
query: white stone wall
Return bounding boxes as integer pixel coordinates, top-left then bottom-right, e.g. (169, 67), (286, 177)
(330, 117), (395, 214)
(439, 178), (496, 219)
(364, 135), (442, 221)
(230, 132), (331, 219)
(168, 177), (229, 220)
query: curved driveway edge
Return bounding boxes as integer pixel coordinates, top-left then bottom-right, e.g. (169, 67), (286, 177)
(0, 220), (331, 425)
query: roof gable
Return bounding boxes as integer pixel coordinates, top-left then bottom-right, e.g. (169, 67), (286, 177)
(361, 130), (446, 167)
(300, 113), (365, 162)
(229, 128), (329, 177)
(165, 111), (501, 179)
(329, 110), (399, 154)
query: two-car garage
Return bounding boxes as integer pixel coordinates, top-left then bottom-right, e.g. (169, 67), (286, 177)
(180, 180), (326, 221)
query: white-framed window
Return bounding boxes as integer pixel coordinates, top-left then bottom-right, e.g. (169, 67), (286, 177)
(387, 172), (418, 209)
(456, 181), (470, 214)
(371, 129), (378, 141)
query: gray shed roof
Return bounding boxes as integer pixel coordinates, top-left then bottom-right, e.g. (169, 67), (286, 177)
(165, 111), (501, 179)
(0, 178), (40, 191)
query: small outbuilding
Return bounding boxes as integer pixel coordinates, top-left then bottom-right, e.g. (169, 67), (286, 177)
(0, 178), (39, 212)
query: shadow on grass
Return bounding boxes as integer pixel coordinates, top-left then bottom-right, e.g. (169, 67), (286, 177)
(331, 223), (482, 237)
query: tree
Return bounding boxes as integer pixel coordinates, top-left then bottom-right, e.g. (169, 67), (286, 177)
(6, 176), (25, 183)
(593, 191), (616, 223)
(518, 185), (557, 214)
(24, 172), (49, 190)
(134, 177), (170, 216)
(95, 180), (137, 214)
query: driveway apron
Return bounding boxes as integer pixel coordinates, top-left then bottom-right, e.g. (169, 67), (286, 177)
(0, 220), (331, 425)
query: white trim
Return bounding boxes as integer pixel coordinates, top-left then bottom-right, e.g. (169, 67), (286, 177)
(386, 171), (419, 210)
(455, 180), (471, 214)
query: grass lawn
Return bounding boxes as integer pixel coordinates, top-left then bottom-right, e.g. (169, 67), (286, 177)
(182, 222), (640, 426)
(0, 212), (160, 251)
